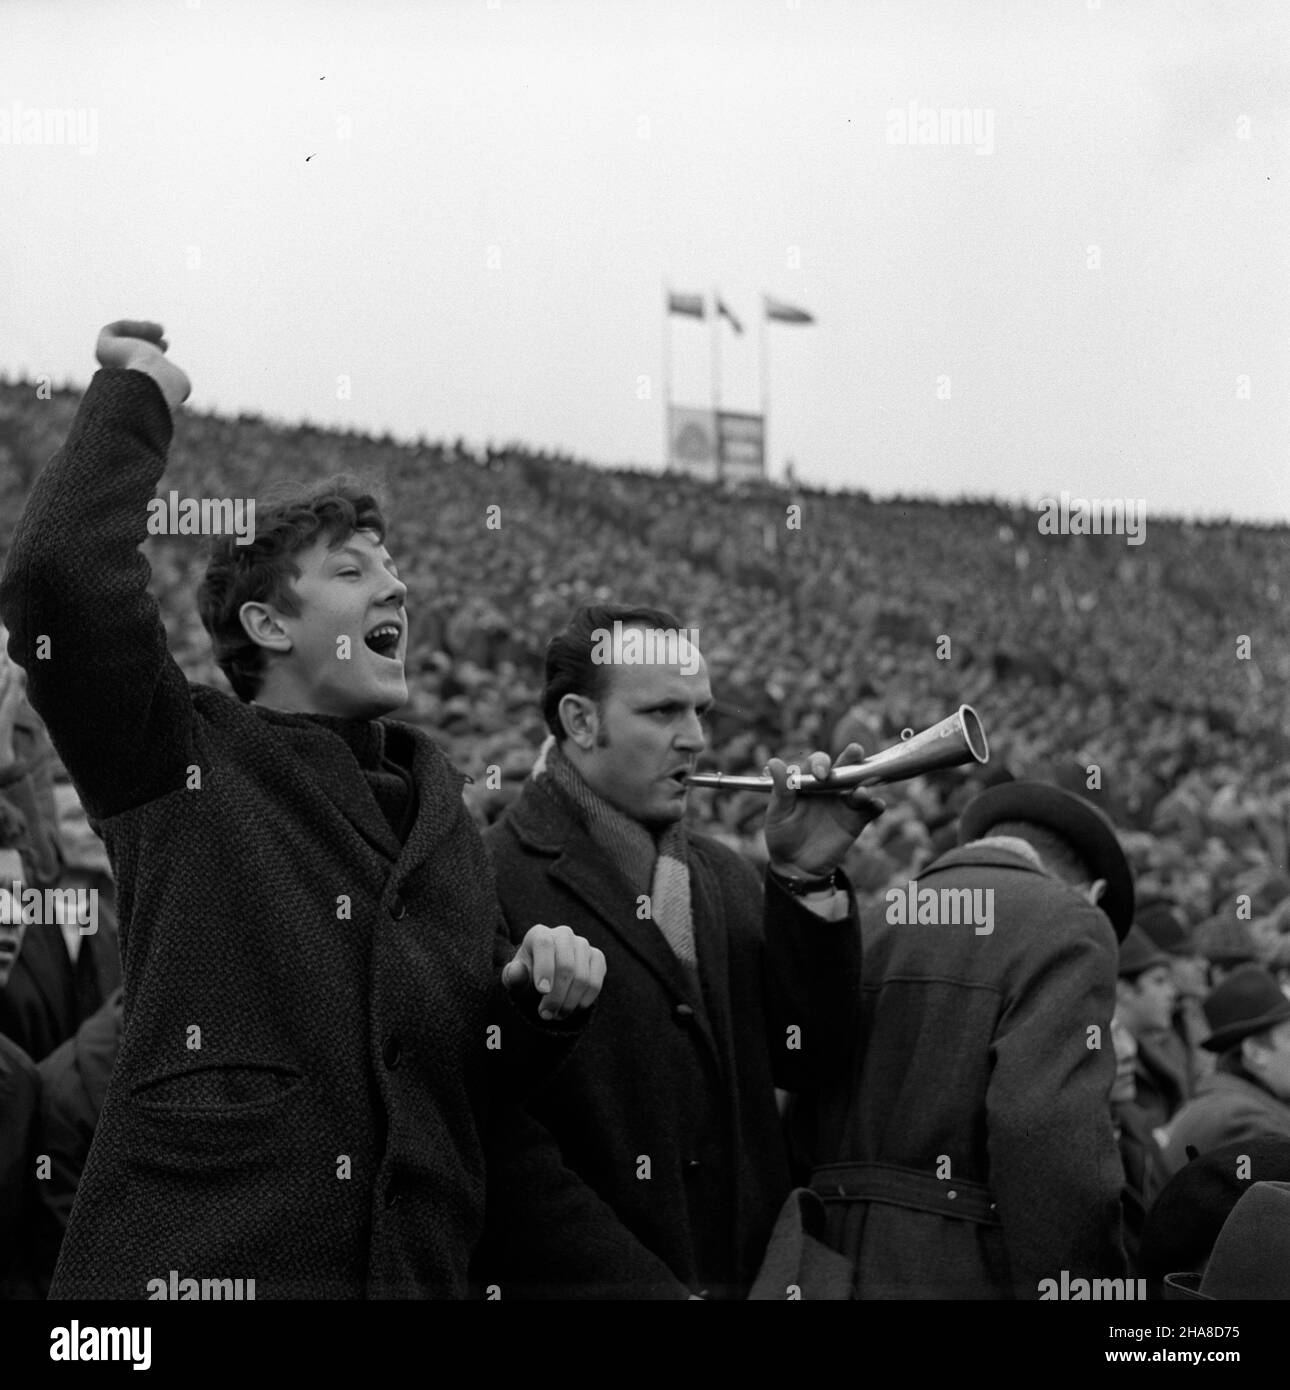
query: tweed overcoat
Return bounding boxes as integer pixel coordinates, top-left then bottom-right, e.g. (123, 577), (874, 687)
(1161, 1071), (1290, 1177)
(1, 369), (585, 1298)
(479, 775), (863, 1299)
(798, 842), (1127, 1298)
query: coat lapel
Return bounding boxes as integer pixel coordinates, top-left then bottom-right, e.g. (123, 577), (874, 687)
(14, 923), (76, 1039)
(687, 850), (735, 1073)
(389, 724), (471, 880)
(510, 780), (720, 1054)
(263, 714), (404, 862)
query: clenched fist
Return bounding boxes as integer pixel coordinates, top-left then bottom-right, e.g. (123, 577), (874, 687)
(501, 923), (606, 1022)
(96, 320), (191, 413)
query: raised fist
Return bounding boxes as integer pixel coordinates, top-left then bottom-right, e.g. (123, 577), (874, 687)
(96, 320), (191, 413)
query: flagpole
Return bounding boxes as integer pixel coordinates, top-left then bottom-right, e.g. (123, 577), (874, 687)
(711, 284), (723, 483)
(759, 299), (771, 482)
(662, 282), (672, 472)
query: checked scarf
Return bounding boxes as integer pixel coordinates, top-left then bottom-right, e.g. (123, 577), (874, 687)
(533, 736), (697, 973)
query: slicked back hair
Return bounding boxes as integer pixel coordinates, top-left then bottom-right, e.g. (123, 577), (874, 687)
(196, 478), (385, 702)
(542, 602), (687, 741)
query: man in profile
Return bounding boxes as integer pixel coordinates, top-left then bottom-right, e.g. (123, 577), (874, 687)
(800, 781), (1133, 1298)
(1161, 965), (1290, 1175)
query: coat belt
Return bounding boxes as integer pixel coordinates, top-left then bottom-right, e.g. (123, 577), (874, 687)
(810, 1161), (1001, 1226)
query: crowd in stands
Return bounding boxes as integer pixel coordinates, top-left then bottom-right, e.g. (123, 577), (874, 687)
(2, 374), (1289, 1298)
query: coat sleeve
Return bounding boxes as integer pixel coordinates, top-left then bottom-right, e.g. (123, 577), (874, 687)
(474, 1101), (694, 1299)
(0, 369), (197, 821)
(986, 905), (1128, 1295)
(759, 866), (863, 1092)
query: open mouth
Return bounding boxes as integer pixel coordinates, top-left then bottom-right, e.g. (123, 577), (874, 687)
(363, 622), (403, 661)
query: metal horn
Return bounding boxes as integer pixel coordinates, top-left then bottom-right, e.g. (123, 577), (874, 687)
(685, 705), (989, 795)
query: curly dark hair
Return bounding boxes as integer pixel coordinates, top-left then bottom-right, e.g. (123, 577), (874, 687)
(196, 478), (386, 702)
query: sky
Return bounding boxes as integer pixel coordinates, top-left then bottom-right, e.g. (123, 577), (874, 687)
(1, 0), (1286, 522)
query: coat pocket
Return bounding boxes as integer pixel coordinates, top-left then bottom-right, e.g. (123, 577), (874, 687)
(126, 1064), (307, 1175)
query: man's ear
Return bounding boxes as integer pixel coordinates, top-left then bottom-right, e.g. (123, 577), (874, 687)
(239, 601), (292, 654)
(1114, 978), (1132, 1008)
(559, 694), (599, 752)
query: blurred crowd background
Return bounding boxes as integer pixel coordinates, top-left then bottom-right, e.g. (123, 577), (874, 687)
(2, 375), (1288, 956)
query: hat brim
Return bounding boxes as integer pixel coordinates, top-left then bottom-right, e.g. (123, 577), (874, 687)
(958, 782), (1134, 939)
(1202, 999), (1290, 1052)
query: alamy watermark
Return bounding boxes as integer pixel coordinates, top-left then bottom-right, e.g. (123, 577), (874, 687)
(886, 881), (994, 935)
(1038, 1271), (1147, 1300)
(0, 100), (99, 155)
(49, 1323), (151, 1370)
(146, 491), (256, 545)
(1037, 492), (1145, 546)
(886, 101), (995, 156)
(0, 883), (98, 935)
(146, 1269), (256, 1300)
(590, 620), (700, 677)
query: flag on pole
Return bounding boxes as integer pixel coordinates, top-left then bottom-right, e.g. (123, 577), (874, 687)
(667, 291), (706, 319)
(716, 297), (744, 335)
(764, 295), (815, 324)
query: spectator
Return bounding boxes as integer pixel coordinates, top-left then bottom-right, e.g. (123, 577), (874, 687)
(798, 781), (1132, 1298)
(479, 604), (880, 1298)
(1161, 966), (1290, 1175)
(1115, 927), (1187, 1135)
(28, 987), (124, 1295)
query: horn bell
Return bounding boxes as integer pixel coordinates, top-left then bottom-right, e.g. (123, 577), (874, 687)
(684, 704), (989, 795)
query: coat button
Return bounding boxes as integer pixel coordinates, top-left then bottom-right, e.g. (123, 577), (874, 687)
(684, 1158), (702, 1172)
(674, 1003), (695, 1022)
(389, 895), (407, 921)
(383, 1035), (402, 1070)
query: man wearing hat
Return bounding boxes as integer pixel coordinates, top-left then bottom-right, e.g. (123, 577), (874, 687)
(1115, 926), (1188, 1134)
(1160, 964), (1290, 1176)
(1135, 899), (1211, 1086)
(1139, 1136), (1290, 1299)
(797, 780), (1131, 1298)
(1162, 1180), (1290, 1300)
(1192, 915), (1260, 989)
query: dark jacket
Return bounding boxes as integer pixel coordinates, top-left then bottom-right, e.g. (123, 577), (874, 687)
(1161, 1070), (1290, 1177)
(479, 776), (863, 1299)
(799, 843), (1127, 1298)
(0, 900), (121, 1063)
(0, 368), (587, 1299)
(1126, 1028), (1191, 1134)
(1115, 1100), (1164, 1275)
(0, 1031), (40, 1297)
(30, 987), (124, 1292)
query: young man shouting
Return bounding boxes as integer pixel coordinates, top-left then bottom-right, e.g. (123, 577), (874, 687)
(0, 321), (605, 1298)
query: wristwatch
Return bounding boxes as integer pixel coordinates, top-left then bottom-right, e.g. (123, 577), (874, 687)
(770, 864), (840, 896)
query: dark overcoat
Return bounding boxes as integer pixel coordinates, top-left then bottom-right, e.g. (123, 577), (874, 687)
(0, 901), (120, 1064)
(798, 843), (1127, 1298)
(1, 369), (583, 1298)
(1127, 1029), (1191, 1133)
(480, 775), (863, 1299)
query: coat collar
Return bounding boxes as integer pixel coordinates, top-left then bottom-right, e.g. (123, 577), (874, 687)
(249, 706), (466, 872)
(923, 842), (1053, 880)
(1196, 1068), (1287, 1111)
(504, 779), (722, 1045)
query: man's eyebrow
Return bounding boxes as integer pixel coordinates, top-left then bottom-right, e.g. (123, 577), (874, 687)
(636, 696), (714, 712)
(330, 544), (400, 575)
